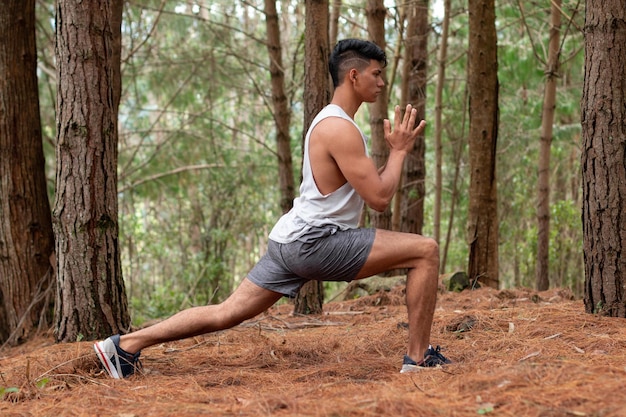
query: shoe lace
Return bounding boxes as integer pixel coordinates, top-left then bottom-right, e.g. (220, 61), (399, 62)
(119, 350), (143, 376)
(130, 352), (143, 374)
(424, 345), (450, 366)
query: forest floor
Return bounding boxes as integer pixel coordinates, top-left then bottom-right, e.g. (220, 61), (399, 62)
(2, 283), (626, 417)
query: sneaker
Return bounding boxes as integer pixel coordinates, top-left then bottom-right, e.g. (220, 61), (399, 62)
(94, 334), (142, 379)
(400, 345), (451, 373)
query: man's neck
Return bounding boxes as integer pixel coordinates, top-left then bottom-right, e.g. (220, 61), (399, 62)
(330, 90), (362, 119)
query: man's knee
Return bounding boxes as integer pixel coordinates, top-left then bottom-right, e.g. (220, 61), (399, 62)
(417, 235), (439, 256)
(414, 236), (439, 266)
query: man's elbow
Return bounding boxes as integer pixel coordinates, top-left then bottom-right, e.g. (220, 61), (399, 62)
(368, 196), (392, 212)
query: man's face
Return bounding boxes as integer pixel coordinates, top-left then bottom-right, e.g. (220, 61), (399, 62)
(354, 60), (385, 103)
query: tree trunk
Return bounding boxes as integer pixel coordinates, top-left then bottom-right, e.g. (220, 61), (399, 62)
(535, 0), (562, 291)
(0, 0), (55, 345)
(441, 2), (468, 274)
(365, 0), (391, 231)
(365, 0), (391, 230)
(581, 0), (626, 317)
(53, 0), (130, 341)
(329, 0), (341, 47)
(264, 0), (295, 214)
(433, 0), (450, 247)
(467, 0), (499, 289)
(390, 2), (407, 233)
(399, 0), (428, 235)
(293, 0), (330, 315)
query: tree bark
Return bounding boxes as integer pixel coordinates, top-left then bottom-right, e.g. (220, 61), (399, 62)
(399, 0), (428, 236)
(433, 0), (450, 248)
(264, 0), (295, 214)
(366, 0), (391, 231)
(53, 0), (130, 341)
(535, 0), (562, 291)
(441, 0), (467, 275)
(581, 0), (626, 317)
(293, 0), (330, 315)
(0, 0), (55, 345)
(329, 0), (341, 47)
(467, 0), (499, 289)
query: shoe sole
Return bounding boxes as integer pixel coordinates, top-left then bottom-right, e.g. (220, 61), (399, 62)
(94, 340), (121, 379)
(400, 363), (444, 373)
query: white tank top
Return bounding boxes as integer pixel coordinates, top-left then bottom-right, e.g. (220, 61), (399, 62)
(269, 104), (367, 243)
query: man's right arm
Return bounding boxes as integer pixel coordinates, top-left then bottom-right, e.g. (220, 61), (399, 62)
(329, 105), (426, 212)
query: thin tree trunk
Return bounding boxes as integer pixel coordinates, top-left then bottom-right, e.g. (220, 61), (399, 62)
(441, 0), (464, 275)
(53, 0), (130, 341)
(329, 0), (341, 47)
(535, 0), (562, 291)
(391, 1), (408, 232)
(442, 98), (469, 274)
(442, 59), (470, 274)
(0, 0), (55, 345)
(399, 0), (428, 236)
(582, 0), (626, 317)
(265, 0), (295, 214)
(366, 0), (391, 230)
(467, 0), (499, 289)
(433, 0), (451, 247)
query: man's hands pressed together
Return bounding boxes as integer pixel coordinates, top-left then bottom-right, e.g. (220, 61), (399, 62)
(384, 104), (427, 154)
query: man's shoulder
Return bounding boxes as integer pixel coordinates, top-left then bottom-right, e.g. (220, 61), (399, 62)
(313, 115), (357, 133)
(311, 107), (361, 138)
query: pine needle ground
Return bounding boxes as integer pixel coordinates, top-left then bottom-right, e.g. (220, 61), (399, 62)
(2, 286), (625, 417)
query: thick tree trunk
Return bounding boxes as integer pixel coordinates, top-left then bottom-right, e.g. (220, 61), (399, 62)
(53, 0), (130, 341)
(581, 0), (626, 317)
(0, 0), (55, 345)
(535, 0), (562, 291)
(293, 0), (330, 315)
(467, 0), (499, 289)
(400, 0), (428, 236)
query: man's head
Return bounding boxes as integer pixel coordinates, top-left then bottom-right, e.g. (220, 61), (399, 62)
(329, 39), (387, 88)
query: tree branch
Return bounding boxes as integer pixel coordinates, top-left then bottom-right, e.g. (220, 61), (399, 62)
(119, 163), (224, 193)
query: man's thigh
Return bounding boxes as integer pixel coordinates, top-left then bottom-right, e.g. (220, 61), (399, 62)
(354, 229), (437, 279)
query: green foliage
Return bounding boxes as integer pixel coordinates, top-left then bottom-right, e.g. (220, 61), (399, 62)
(477, 405), (495, 415)
(34, 0), (588, 323)
(130, 284), (186, 325)
(36, 378), (49, 389)
(594, 301), (604, 315)
(0, 386), (20, 399)
(0, 378), (49, 401)
(416, 0), (585, 293)
(549, 199), (583, 290)
(113, 1), (307, 323)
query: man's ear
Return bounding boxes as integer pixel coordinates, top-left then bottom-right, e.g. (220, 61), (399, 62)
(349, 68), (358, 82)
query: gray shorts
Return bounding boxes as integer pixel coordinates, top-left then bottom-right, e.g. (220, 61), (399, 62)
(248, 227), (375, 298)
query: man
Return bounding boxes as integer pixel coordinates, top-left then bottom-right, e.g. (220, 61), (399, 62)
(94, 38), (450, 379)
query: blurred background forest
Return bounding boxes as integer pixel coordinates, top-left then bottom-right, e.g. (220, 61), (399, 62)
(33, 0), (585, 326)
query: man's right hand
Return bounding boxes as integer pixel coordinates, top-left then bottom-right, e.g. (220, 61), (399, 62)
(383, 104), (427, 153)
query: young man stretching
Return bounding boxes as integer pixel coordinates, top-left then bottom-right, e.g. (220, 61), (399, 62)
(95, 38), (450, 378)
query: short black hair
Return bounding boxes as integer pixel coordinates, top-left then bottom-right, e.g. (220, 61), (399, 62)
(329, 39), (387, 88)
